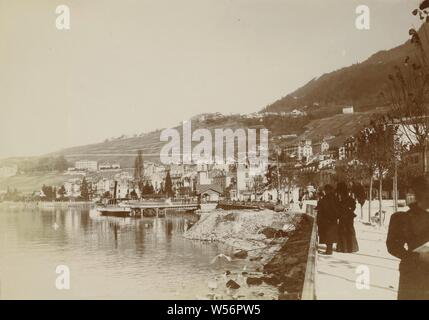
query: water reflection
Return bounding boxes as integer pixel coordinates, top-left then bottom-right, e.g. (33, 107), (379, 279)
(0, 207), (244, 299)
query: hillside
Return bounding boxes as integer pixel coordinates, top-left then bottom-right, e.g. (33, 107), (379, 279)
(264, 23), (429, 114)
(53, 115), (308, 167)
(50, 110), (379, 168)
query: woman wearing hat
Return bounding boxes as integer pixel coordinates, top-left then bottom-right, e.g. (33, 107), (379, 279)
(336, 182), (359, 253)
(387, 176), (429, 300)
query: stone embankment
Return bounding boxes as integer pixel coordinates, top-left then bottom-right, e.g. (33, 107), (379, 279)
(184, 209), (314, 300)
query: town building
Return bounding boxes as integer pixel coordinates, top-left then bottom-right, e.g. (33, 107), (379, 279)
(75, 160), (98, 171)
(98, 163), (121, 171)
(313, 140), (330, 155)
(197, 164), (212, 185)
(338, 146), (346, 160)
(344, 137), (357, 159)
(299, 139), (313, 161)
(196, 184), (223, 202)
(64, 179), (82, 197)
(235, 163), (250, 197)
(342, 106), (354, 114)
(210, 169), (228, 193)
(95, 178), (113, 196)
(284, 139), (313, 161)
(290, 109), (307, 117)
(403, 147), (429, 174)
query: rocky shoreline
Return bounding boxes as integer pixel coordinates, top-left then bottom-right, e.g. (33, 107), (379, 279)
(184, 209), (314, 300)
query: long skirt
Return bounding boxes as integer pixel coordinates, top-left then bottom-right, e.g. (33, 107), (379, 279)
(318, 223), (338, 245)
(337, 218), (359, 253)
(398, 259), (429, 300)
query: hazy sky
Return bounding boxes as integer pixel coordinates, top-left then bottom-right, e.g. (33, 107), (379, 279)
(0, 0), (422, 157)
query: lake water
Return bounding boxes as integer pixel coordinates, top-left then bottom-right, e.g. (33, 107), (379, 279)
(0, 207), (247, 299)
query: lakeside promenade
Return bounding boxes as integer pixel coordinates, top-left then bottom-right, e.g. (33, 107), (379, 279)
(297, 200), (406, 300)
(315, 221), (400, 300)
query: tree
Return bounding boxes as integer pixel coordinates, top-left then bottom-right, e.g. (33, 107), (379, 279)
(387, 7), (429, 175)
(356, 116), (399, 224)
(334, 160), (366, 184)
(265, 163), (281, 201)
(352, 182), (366, 220)
(355, 133), (377, 223)
(250, 175), (264, 201)
(296, 170), (318, 189)
(130, 189), (138, 200)
(265, 147), (286, 202)
(164, 170), (174, 197)
(54, 155), (69, 172)
(134, 150), (144, 187)
(58, 185), (66, 199)
(280, 165), (298, 204)
(101, 191), (111, 199)
(41, 184), (56, 201)
(142, 181), (155, 195)
(42, 185), (57, 201)
(80, 178), (90, 201)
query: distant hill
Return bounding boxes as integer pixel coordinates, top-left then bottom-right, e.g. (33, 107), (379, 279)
(54, 115), (297, 167)
(263, 24), (429, 114)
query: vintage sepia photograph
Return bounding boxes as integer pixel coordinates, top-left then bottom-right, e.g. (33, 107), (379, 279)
(0, 0), (429, 305)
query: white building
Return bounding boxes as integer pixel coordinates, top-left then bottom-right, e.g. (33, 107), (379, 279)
(98, 163), (120, 171)
(145, 162), (165, 176)
(198, 170), (212, 185)
(339, 146), (346, 160)
(64, 179), (81, 197)
(116, 180), (130, 199)
(170, 164), (185, 176)
(150, 173), (165, 192)
(236, 164), (250, 197)
(318, 158), (336, 170)
(95, 178), (113, 195)
(298, 140), (313, 160)
(321, 141), (330, 153)
(290, 109), (307, 117)
(342, 106), (354, 114)
(75, 160), (98, 171)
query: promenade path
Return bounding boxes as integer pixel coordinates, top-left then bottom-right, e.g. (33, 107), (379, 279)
(315, 221), (400, 300)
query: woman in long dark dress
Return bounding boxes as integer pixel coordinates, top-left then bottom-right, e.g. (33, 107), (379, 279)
(336, 182), (359, 253)
(316, 184), (339, 255)
(387, 176), (429, 300)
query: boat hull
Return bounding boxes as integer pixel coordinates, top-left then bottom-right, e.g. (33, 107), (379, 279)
(96, 206), (131, 218)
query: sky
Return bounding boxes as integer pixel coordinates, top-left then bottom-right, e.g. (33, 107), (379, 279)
(0, 0), (422, 157)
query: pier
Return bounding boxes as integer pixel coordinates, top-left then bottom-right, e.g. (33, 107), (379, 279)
(127, 201), (199, 211)
(97, 200), (200, 218)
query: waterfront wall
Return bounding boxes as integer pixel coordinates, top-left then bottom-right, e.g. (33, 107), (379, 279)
(0, 201), (94, 210)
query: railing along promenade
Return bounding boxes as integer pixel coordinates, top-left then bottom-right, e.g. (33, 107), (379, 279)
(301, 203), (318, 300)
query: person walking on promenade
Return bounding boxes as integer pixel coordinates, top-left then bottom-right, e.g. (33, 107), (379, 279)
(387, 176), (429, 300)
(316, 184), (339, 255)
(336, 182), (359, 253)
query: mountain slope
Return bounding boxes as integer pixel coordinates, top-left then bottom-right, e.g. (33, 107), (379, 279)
(264, 24), (429, 113)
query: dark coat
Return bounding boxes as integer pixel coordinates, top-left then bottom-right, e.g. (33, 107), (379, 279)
(316, 194), (339, 244)
(386, 204), (429, 300)
(337, 195), (359, 253)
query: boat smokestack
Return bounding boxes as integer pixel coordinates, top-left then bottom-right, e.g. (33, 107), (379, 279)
(113, 181), (118, 204)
